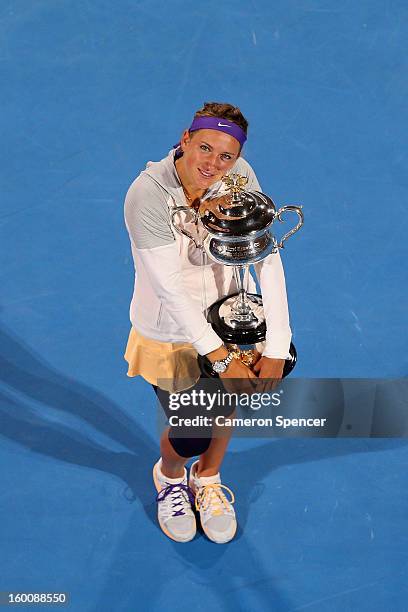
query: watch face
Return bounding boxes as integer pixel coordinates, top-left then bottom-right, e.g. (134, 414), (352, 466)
(213, 361), (227, 374)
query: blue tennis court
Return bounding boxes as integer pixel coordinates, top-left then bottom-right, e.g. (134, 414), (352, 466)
(1, 1), (407, 610)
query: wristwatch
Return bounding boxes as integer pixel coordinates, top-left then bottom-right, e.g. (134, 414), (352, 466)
(211, 350), (234, 374)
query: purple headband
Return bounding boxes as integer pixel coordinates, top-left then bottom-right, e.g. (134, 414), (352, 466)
(188, 116), (247, 147)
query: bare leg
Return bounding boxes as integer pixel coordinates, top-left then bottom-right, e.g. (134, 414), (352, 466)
(197, 412), (235, 477)
(160, 427), (188, 479)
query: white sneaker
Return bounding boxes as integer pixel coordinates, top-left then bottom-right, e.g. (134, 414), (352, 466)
(153, 459), (196, 543)
(189, 460), (237, 544)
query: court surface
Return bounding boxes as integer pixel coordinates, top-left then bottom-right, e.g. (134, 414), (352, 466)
(1, 1), (407, 610)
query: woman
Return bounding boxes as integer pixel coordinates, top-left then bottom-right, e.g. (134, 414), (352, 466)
(124, 102), (292, 544)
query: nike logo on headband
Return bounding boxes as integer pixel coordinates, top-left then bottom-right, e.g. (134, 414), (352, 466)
(217, 122), (231, 127)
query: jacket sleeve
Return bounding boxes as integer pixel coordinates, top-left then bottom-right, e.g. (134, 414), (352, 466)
(254, 251), (292, 359)
(134, 244), (223, 355)
(124, 175), (223, 355)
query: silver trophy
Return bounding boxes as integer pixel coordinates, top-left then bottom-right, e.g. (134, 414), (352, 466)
(171, 174), (304, 377)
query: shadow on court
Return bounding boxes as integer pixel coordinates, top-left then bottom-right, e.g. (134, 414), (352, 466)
(0, 323), (158, 523)
(1, 323), (406, 610)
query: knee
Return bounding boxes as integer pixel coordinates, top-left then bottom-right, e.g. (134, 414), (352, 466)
(168, 435), (212, 458)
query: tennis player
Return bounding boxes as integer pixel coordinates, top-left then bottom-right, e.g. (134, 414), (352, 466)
(124, 102), (291, 543)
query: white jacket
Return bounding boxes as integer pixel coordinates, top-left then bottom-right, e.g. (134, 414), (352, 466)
(124, 148), (292, 358)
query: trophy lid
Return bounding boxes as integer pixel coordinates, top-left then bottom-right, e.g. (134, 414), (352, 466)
(199, 174), (276, 238)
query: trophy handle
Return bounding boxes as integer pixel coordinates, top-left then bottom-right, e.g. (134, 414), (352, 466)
(276, 205), (304, 249)
(170, 206), (202, 249)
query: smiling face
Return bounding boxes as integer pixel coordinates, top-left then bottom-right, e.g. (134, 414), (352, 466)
(176, 128), (241, 196)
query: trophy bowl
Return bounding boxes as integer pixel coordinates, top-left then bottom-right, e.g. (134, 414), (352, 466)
(171, 173), (303, 379)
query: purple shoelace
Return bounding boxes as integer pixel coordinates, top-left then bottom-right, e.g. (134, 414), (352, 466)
(156, 484), (195, 517)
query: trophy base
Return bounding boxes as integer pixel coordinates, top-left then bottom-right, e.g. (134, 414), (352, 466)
(207, 293), (266, 345)
(202, 292), (297, 379)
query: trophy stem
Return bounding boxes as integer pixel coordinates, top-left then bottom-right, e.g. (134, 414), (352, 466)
(232, 266), (255, 320)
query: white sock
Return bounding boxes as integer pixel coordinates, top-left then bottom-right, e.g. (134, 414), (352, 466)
(191, 461), (220, 484)
(157, 458), (186, 484)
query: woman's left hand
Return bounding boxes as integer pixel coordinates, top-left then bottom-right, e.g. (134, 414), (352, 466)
(252, 356), (285, 391)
